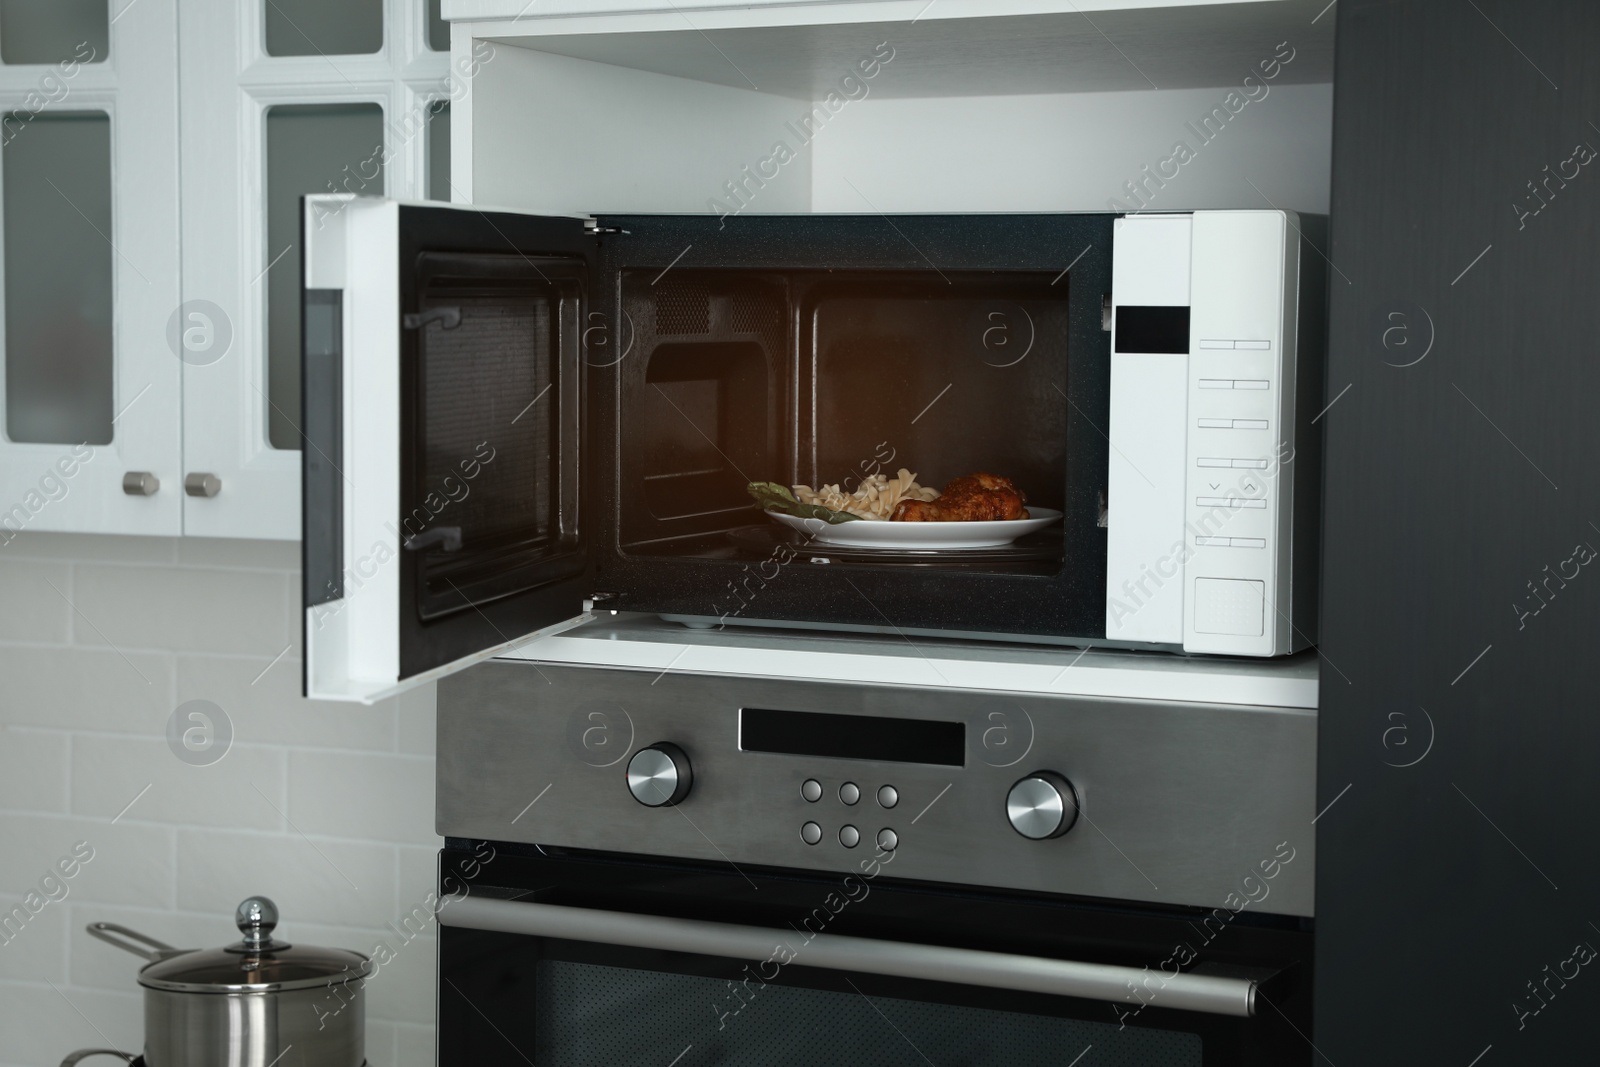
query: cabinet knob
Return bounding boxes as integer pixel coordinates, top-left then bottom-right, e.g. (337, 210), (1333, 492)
(184, 472), (221, 498)
(122, 472), (159, 496)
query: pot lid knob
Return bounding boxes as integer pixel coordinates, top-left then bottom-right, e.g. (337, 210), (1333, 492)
(232, 896), (291, 953)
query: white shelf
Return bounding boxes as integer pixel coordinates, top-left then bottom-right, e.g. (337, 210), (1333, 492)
(499, 613), (1321, 708)
(465, 0), (1333, 98)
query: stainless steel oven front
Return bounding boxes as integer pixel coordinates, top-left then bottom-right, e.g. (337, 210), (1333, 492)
(432, 654), (1317, 1066)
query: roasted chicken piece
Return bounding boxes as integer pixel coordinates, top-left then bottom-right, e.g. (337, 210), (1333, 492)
(891, 473), (1029, 522)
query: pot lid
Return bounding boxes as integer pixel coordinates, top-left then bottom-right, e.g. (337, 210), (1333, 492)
(138, 897), (372, 993)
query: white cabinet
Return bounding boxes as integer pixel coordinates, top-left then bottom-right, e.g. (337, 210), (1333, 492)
(0, 0), (453, 541)
(177, 0), (452, 539)
(0, 0), (183, 536)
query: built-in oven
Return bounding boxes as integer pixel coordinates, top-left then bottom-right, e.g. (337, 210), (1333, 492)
(429, 647), (1318, 1065)
(298, 200), (1324, 704)
(425, 643), (1312, 1067)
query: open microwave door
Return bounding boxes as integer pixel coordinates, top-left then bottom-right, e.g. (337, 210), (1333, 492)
(301, 197), (596, 703)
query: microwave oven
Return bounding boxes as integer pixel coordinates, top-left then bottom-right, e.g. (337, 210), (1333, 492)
(299, 199), (1324, 703)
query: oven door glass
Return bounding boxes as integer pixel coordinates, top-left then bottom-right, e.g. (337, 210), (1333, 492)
(443, 926), (1263, 1067)
(533, 956), (1201, 1066)
(300, 199), (596, 703)
(438, 847), (1313, 1067)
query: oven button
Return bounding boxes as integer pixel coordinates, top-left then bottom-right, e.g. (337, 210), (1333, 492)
(802, 779), (823, 802)
(625, 743), (693, 807)
(1006, 771), (1080, 840)
(839, 782), (860, 805)
(839, 825), (860, 848)
(876, 828), (897, 851)
(877, 785), (898, 808)
(801, 822), (823, 845)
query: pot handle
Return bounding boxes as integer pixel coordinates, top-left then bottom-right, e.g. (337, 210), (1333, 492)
(59, 1051), (135, 1067)
(87, 921), (182, 962)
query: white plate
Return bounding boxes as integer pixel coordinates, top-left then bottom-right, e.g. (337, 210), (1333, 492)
(767, 507), (1062, 550)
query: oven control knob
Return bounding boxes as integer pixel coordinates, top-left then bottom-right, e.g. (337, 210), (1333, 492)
(626, 743), (693, 807)
(1006, 771), (1079, 840)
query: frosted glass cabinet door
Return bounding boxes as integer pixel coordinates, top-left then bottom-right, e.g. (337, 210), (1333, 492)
(0, 0), (182, 536)
(178, 0), (450, 539)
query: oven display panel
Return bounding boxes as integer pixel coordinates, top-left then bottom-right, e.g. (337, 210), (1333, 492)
(739, 707), (965, 767)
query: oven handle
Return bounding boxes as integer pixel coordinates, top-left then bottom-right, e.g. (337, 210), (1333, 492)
(440, 894), (1262, 1018)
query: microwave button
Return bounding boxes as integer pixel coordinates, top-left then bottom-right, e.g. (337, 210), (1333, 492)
(839, 782), (861, 805)
(1197, 418), (1232, 428)
(1236, 379), (1271, 389)
(1193, 578), (1266, 637)
(800, 821), (823, 846)
(1197, 457), (1232, 468)
(801, 779), (823, 803)
(1234, 419), (1269, 430)
(877, 828), (898, 851)
(1231, 537), (1267, 549)
(1194, 536), (1229, 546)
(1231, 459), (1269, 469)
(877, 785), (899, 809)
(1199, 339), (1235, 349)
(1236, 340), (1272, 350)
(839, 825), (861, 848)
(1196, 496), (1269, 509)
(1199, 378), (1234, 389)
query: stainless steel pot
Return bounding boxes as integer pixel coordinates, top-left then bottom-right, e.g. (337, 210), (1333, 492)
(63, 896), (371, 1067)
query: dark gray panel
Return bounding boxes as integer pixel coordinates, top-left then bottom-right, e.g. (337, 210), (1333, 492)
(1316, 1), (1600, 1061)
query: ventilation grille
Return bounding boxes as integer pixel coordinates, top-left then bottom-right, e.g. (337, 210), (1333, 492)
(655, 282), (710, 334)
(728, 291), (778, 335)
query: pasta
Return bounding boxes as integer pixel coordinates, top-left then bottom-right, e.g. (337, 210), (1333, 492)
(791, 469), (940, 521)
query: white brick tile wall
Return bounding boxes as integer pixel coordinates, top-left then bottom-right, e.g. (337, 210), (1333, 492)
(396, 686), (437, 757)
(0, 561), (71, 643)
(177, 654), (399, 751)
(393, 1022), (441, 1067)
(0, 730), (68, 812)
(0, 983), (143, 1063)
(72, 565), (290, 656)
(175, 829), (400, 929)
(398, 847), (439, 909)
(289, 752), (436, 844)
(4, 531), (177, 564)
(0, 900), (67, 983)
(367, 1021), (400, 1066)
(0, 646), (173, 732)
(71, 737), (287, 831)
(0, 817), (172, 909)
(0, 535), (443, 1065)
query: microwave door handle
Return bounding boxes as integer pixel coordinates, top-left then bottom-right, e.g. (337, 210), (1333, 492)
(438, 895), (1263, 1019)
(403, 526), (462, 553)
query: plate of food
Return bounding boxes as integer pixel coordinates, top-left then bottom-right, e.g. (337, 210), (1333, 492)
(749, 470), (1062, 550)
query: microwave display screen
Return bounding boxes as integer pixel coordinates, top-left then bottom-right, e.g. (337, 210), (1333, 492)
(1114, 304), (1191, 354)
(740, 707), (965, 766)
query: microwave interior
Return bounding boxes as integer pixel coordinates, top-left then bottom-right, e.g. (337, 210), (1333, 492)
(394, 211), (1116, 677)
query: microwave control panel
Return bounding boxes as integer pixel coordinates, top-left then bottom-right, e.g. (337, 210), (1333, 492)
(1106, 210), (1315, 657)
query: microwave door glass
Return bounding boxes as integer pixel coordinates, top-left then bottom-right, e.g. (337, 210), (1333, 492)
(300, 200), (598, 703)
